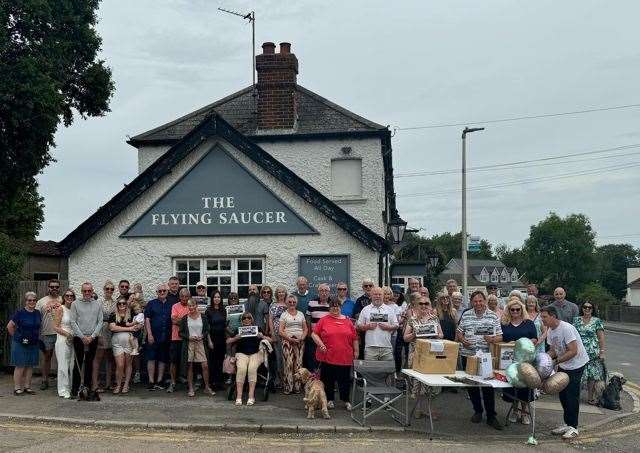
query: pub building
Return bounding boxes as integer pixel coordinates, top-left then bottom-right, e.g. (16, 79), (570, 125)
(59, 42), (403, 299)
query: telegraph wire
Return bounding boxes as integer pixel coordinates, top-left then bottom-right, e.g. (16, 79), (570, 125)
(398, 161), (640, 198)
(395, 143), (640, 178)
(394, 103), (640, 131)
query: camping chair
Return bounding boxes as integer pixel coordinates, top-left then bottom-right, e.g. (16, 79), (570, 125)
(350, 359), (408, 427)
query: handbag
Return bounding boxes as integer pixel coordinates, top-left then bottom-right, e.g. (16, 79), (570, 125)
(223, 355), (237, 374)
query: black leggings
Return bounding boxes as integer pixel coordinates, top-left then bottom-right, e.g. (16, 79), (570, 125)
(320, 363), (352, 402)
(72, 337), (98, 393)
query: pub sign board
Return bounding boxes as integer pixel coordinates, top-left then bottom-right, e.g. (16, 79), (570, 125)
(122, 145), (317, 237)
(298, 254), (350, 293)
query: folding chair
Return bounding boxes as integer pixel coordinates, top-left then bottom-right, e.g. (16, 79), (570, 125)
(350, 359), (409, 426)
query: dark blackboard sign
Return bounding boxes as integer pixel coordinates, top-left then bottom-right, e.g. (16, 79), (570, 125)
(298, 255), (350, 293)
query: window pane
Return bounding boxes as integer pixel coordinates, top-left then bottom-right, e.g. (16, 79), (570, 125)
(237, 286), (249, 299)
(189, 272), (200, 285)
(206, 260), (218, 271)
(177, 273), (188, 286)
(189, 260), (200, 271)
(177, 261), (188, 272)
(221, 286), (231, 299)
(220, 260), (231, 271)
(220, 276), (231, 285)
(250, 260), (262, 270)
(188, 286), (197, 296)
(238, 260), (249, 271)
(238, 272), (249, 285)
(207, 276), (218, 286)
(251, 272), (263, 284)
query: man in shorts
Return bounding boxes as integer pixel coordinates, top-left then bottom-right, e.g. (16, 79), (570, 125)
(35, 279), (62, 390)
(144, 284), (172, 390)
(168, 288), (191, 392)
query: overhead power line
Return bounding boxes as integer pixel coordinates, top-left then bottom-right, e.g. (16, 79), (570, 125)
(395, 103), (640, 131)
(597, 233), (640, 239)
(394, 143), (640, 178)
(398, 161), (640, 198)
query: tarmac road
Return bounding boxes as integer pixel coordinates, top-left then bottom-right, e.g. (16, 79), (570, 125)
(605, 330), (640, 384)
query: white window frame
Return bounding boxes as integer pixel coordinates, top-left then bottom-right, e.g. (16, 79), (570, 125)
(491, 269), (499, 283)
(390, 275), (424, 292)
(479, 268), (489, 283)
(173, 257), (265, 300)
(500, 268), (509, 283)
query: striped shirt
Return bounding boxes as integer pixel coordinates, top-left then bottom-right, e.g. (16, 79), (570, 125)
(457, 308), (502, 356)
(306, 299), (330, 326)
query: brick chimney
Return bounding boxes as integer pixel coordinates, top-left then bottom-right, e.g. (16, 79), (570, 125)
(255, 42), (298, 130)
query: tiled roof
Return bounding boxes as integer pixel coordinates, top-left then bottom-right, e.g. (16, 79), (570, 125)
(60, 114), (389, 255)
(30, 240), (62, 256)
(128, 85), (386, 146)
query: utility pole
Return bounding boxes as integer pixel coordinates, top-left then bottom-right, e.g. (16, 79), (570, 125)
(461, 126), (484, 303)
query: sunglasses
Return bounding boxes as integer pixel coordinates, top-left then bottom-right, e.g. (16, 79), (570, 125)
(583, 306), (593, 310)
(117, 302), (127, 306)
(26, 299), (37, 302)
(64, 294), (75, 298)
(82, 290), (93, 293)
(337, 287), (347, 291)
(418, 302), (431, 306)
(363, 284), (373, 288)
(241, 316), (252, 320)
(104, 287), (114, 291)
(510, 308), (522, 312)
(157, 289), (168, 293)
(49, 285), (60, 289)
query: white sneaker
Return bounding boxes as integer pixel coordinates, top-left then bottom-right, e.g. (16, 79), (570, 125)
(345, 402), (352, 411)
(327, 401), (334, 409)
(551, 425), (571, 435)
(562, 427), (579, 439)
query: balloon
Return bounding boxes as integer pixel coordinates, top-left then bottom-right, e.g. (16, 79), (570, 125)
(518, 362), (542, 388)
(535, 353), (554, 379)
(506, 363), (527, 388)
(514, 338), (536, 363)
(543, 372), (570, 394)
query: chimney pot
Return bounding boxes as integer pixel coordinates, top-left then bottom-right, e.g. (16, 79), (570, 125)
(279, 42), (291, 54)
(262, 42), (276, 54)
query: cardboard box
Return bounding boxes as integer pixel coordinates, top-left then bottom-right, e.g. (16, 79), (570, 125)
(412, 339), (459, 374)
(465, 355), (479, 375)
(491, 342), (515, 370)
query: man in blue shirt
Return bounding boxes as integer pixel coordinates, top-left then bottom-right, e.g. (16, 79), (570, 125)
(144, 284), (172, 390)
(337, 281), (355, 320)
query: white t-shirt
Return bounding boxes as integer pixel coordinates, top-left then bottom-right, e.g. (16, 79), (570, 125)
(357, 303), (398, 348)
(546, 320), (589, 371)
(187, 315), (203, 338)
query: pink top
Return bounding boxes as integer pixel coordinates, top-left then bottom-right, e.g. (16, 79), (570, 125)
(171, 303), (190, 341)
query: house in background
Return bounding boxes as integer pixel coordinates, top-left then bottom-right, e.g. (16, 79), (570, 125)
(440, 258), (526, 296)
(627, 268), (640, 306)
(23, 240), (68, 282)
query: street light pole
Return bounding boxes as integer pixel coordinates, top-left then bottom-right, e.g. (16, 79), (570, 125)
(461, 127), (484, 303)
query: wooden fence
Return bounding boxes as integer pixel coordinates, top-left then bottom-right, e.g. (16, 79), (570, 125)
(607, 305), (640, 323)
(1, 280), (69, 367)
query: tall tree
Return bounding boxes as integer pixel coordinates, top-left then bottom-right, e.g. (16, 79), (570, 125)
(429, 232), (494, 262)
(495, 243), (524, 270)
(595, 244), (640, 300)
(0, 1), (115, 238)
(521, 213), (596, 296)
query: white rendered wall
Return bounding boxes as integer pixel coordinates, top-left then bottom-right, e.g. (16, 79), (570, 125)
(73, 138), (379, 301)
(137, 137), (386, 235)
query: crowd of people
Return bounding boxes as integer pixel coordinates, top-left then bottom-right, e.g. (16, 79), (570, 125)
(6, 276), (605, 439)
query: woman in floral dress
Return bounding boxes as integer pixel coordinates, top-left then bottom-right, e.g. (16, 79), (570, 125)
(572, 302), (606, 405)
(403, 297), (443, 418)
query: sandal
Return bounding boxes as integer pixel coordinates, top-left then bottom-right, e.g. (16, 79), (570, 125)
(23, 388), (35, 395)
(203, 387), (215, 396)
(188, 390), (195, 397)
(587, 399), (599, 406)
(113, 386), (121, 394)
(121, 386), (129, 394)
(13, 389), (24, 396)
(235, 399), (243, 406)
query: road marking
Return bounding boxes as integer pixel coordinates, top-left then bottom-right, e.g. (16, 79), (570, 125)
(579, 421), (640, 441)
(620, 362), (632, 366)
(625, 381), (640, 391)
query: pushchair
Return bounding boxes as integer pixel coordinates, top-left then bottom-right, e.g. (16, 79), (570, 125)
(226, 341), (272, 402)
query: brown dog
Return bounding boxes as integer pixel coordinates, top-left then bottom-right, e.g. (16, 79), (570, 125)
(294, 368), (330, 419)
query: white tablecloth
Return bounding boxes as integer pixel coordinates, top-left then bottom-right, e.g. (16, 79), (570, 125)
(402, 369), (512, 389)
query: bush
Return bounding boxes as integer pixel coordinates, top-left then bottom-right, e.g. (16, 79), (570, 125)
(577, 282), (617, 320)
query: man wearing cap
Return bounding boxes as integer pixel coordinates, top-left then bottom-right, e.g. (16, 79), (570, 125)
(193, 281), (210, 312)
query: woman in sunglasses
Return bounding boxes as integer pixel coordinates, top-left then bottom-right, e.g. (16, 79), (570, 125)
(573, 302), (605, 405)
(500, 297), (538, 425)
(93, 280), (116, 393)
(108, 296), (142, 394)
(53, 289), (76, 398)
(227, 312), (271, 405)
(7, 292), (42, 395)
(403, 297), (443, 417)
(279, 294), (307, 394)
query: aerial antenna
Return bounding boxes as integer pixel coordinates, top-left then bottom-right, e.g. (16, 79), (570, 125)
(218, 7), (256, 91)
